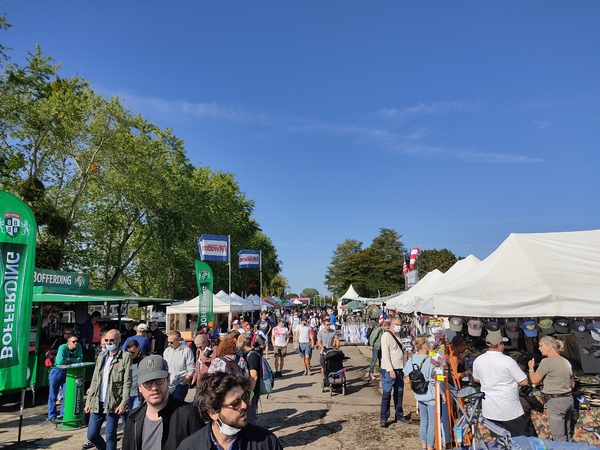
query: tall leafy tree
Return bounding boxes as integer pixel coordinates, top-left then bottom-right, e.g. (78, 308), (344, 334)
(361, 228), (406, 297)
(417, 249), (459, 275)
(324, 238), (364, 297)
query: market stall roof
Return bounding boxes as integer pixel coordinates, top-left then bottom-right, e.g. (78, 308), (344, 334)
(385, 269), (444, 313)
(340, 284), (360, 300)
(422, 230), (600, 317)
(33, 286), (178, 306)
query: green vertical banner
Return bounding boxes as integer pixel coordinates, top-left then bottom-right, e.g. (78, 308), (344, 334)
(0, 191), (36, 391)
(195, 260), (213, 332)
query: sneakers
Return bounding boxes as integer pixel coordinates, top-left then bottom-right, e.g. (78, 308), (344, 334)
(396, 416), (410, 424)
(307, 368), (311, 376)
(302, 370), (307, 376)
(81, 441), (96, 450)
(379, 419), (387, 428)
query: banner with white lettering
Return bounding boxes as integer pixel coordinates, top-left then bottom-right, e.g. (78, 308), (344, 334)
(195, 260), (214, 331)
(0, 191), (36, 391)
(238, 250), (260, 269)
(198, 234), (229, 262)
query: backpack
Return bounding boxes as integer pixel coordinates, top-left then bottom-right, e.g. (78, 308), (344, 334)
(366, 326), (376, 341)
(224, 355), (243, 375)
(408, 357), (429, 395)
(252, 332), (267, 351)
(249, 350), (274, 395)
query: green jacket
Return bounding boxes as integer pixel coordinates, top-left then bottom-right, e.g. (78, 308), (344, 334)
(86, 349), (132, 413)
(369, 326), (385, 350)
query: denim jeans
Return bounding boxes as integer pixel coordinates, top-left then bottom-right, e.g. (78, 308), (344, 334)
(48, 369), (66, 419)
(87, 403), (120, 450)
(368, 347), (381, 374)
(380, 368), (404, 421)
(172, 383), (189, 402)
(418, 401), (435, 447)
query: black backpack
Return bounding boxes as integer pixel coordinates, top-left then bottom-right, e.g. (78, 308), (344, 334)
(408, 357), (429, 395)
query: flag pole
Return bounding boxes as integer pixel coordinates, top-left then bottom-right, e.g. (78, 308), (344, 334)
(259, 250), (263, 310)
(228, 235), (232, 330)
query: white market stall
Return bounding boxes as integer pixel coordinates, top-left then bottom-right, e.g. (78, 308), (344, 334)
(386, 269), (444, 312)
(166, 294), (246, 333)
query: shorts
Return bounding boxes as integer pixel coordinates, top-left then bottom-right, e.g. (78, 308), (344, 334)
(298, 343), (312, 357)
(274, 346), (287, 357)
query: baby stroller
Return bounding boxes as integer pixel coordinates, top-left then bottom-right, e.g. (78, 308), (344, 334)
(320, 348), (348, 395)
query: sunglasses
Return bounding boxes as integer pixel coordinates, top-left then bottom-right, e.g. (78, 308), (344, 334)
(168, 340), (179, 345)
(142, 377), (167, 389)
(222, 391), (253, 410)
(70, 340), (79, 344)
(103, 339), (116, 343)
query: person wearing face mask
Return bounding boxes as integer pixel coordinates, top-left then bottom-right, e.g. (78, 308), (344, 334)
(84, 329), (132, 450)
(125, 340), (146, 414)
(177, 372), (283, 450)
(379, 317), (409, 428)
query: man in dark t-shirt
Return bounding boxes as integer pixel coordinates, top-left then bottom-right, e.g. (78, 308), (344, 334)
(255, 312), (272, 358)
(237, 334), (262, 425)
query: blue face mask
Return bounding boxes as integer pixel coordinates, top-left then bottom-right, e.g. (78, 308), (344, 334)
(106, 344), (117, 352)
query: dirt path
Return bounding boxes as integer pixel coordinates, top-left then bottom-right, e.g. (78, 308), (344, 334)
(0, 342), (421, 449)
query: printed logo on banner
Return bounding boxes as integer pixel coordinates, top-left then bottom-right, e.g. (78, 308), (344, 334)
(4, 213), (21, 238)
(200, 270), (210, 281)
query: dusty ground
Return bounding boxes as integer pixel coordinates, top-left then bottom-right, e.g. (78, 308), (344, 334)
(0, 342), (421, 449)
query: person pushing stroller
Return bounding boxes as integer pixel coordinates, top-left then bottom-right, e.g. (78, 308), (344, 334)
(317, 321), (340, 381)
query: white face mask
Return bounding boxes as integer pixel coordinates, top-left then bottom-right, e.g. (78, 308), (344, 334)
(216, 417), (241, 436)
(394, 325), (402, 333)
(106, 344), (117, 352)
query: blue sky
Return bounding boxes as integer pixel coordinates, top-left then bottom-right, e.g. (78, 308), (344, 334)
(3, 2), (599, 297)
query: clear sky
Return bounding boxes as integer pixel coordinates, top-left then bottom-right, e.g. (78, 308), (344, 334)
(3, 2), (599, 297)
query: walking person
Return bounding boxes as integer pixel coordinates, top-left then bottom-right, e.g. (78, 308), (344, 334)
(271, 318), (289, 378)
(295, 316), (314, 376)
(237, 333), (262, 425)
(317, 320), (339, 382)
(406, 336), (436, 450)
(162, 331), (196, 402)
(379, 317), (409, 427)
(255, 312), (272, 358)
(365, 320), (389, 380)
(125, 339), (146, 414)
(528, 336), (574, 441)
(84, 329), (132, 450)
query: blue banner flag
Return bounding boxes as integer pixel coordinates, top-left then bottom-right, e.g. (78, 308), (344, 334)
(238, 250), (261, 269)
(198, 234), (229, 262)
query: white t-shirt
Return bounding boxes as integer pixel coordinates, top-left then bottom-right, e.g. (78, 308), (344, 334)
(272, 326), (289, 347)
(297, 325), (311, 343)
(472, 350), (526, 421)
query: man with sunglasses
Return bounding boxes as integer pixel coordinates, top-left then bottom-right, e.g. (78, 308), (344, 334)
(178, 372), (283, 450)
(163, 330), (196, 401)
(47, 334), (82, 422)
(122, 355), (203, 450)
(84, 329), (132, 450)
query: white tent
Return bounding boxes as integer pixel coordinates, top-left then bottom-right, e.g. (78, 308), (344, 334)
(340, 284), (360, 300)
(166, 294), (245, 315)
(422, 230), (600, 317)
(386, 269), (444, 313)
(415, 255), (481, 313)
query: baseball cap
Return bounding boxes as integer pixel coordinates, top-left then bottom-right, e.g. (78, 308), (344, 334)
(486, 333), (509, 347)
(521, 319), (538, 337)
(554, 317), (570, 334)
(136, 323), (148, 332)
(232, 320), (240, 325)
(449, 317), (463, 332)
(485, 320), (501, 332)
(538, 318), (555, 335)
(571, 320), (588, 338)
(505, 321), (520, 339)
(208, 321), (214, 327)
(137, 355), (170, 385)
(467, 319), (483, 337)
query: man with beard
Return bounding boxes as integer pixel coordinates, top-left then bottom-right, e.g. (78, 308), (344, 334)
(379, 317), (409, 428)
(177, 372), (283, 450)
(122, 355), (203, 450)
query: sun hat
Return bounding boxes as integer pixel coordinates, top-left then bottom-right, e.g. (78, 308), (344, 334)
(449, 317), (464, 332)
(571, 320), (588, 338)
(521, 319), (538, 337)
(137, 355), (170, 385)
(467, 319), (483, 337)
(505, 321), (520, 339)
(554, 317), (570, 334)
(486, 333), (509, 347)
(538, 318), (555, 335)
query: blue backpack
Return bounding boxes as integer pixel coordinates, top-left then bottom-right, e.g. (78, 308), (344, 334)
(249, 350), (274, 395)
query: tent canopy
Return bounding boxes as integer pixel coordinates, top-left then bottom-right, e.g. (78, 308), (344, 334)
(385, 269), (444, 313)
(339, 284), (360, 300)
(422, 230), (600, 317)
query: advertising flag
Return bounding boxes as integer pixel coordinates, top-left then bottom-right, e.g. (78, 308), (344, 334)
(238, 250), (260, 269)
(198, 234), (229, 262)
(0, 191), (36, 391)
(195, 260), (214, 331)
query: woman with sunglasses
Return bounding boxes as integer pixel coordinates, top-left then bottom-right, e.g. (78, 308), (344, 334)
(47, 335), (82, 423)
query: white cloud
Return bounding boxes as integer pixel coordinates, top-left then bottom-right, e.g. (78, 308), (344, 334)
(378, 101), (477, 121)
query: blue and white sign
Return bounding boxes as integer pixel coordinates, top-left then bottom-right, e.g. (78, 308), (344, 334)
(198, 234), (229, 262)
(238, 250), (261, 269)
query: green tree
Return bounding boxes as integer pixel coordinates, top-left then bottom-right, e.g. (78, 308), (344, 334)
(324, 238), (363, 297)
(417, 249), (459, 275)
(300, 287), (320, 301)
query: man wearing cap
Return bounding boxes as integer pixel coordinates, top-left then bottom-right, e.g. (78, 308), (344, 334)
(122, 355), (204, 450)
(472, 333), (530, 437)
(177, 372), (283, 450)
(122, 323), (152, 355)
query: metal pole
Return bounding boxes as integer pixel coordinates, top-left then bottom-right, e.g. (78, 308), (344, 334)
(259, 250), (263, 310)
(228, 235), (232, 330)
